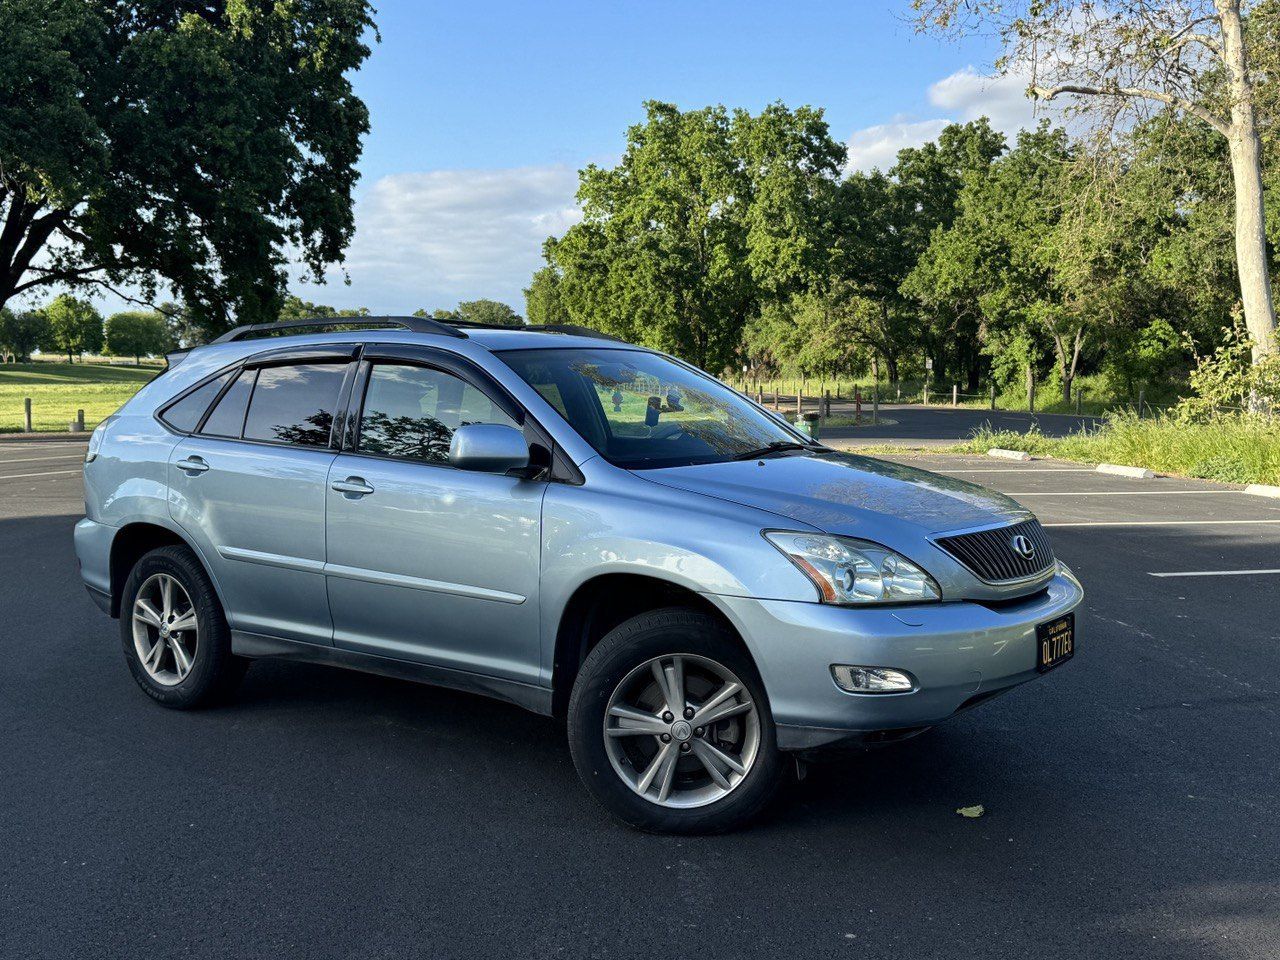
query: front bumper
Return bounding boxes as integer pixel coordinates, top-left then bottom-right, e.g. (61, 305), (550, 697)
(713, 566), (1084, 750)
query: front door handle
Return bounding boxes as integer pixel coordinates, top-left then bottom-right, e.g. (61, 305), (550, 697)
(176, 457), (210, 474)
(331, 477), (374, 497)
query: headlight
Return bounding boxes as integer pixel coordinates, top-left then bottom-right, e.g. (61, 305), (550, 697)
(765, 531), (941, 604)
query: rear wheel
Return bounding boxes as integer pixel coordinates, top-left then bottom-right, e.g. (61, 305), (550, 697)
(568, 608), (783, 833)
(120, 545), (246, 708)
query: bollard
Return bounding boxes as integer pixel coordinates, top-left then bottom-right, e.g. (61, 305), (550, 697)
(24, 397), (33, 433)
(822, 389), (831, 421)
(1075, 389), (1082, 415)
(952, 384), (958, 408)
(795, 390), (802, 418)
(772, 390), (779, 411)
(1028, 380), (1036, 414)
(990, 383), (997, 411)
(855, 386), (862, 426)
(756, 386), (763, 406)
(76, 409), (85, 432)
(1138, 388), (1145, 419)
(872, 386), (879, 425)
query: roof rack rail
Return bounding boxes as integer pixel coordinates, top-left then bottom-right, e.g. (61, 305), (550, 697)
(209, 315), (467, 344)
(532, 324), (623, 342)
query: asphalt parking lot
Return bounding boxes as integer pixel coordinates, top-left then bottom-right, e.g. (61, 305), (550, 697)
(2, 438), (1278, 960)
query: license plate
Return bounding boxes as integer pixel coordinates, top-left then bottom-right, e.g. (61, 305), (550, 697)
(1036, 613), (1075, 673)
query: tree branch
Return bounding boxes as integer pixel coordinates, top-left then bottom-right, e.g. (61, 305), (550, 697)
(1031, 83), (1231, 137)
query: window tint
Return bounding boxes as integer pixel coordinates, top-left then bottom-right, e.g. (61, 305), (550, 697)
(200, 368), (256, 438)
(358, 363), (517, 464)
(161, 373), (232, 432)
(242, 363), (347, 447)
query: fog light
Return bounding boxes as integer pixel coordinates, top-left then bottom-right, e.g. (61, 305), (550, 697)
(831, 665), (916, 694)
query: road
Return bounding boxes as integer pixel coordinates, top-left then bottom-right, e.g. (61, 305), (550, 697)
(2, 439), (1278, 960)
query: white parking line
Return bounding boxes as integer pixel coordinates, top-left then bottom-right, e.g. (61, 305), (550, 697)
(1006, 490), (1242, 496)
(0, 454), (84, 465)
(1149, 569), (1280, 578)
(1044, 519), (1280, 527)
(0, 469), (82, 480)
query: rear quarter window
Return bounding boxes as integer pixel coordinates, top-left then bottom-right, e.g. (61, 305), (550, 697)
(158, 373), (233, 433)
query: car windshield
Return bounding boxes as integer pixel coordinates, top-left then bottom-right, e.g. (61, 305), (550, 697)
(498, 347), (806, 469)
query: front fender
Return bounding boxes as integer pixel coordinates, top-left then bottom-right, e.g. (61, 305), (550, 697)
(538, 471), (820, 681)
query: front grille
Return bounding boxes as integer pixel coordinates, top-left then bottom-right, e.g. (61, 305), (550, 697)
(935, 518), (1055, 583)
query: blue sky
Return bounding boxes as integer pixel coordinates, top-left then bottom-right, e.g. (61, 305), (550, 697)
(98, 2), (1047, 318)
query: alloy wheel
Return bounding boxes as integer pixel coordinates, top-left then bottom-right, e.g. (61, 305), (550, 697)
(131, 573), (199, 687)
(603, 654), (760, 808)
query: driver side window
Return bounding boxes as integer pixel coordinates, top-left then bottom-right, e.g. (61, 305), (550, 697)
(357, 363), (517, 465)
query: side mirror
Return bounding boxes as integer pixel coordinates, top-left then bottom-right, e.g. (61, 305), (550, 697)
(449, 423), (531, 474)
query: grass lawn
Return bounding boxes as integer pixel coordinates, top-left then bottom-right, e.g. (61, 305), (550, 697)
(0, 361), (161, 433)
(947, 413), (1280, 485)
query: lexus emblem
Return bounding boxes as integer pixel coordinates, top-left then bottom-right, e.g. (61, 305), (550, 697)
(1010, 534), (1036, 561)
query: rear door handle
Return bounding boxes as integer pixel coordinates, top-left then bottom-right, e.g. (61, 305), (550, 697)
(176, 457), (210, 474)
(331, 477), (374, 497)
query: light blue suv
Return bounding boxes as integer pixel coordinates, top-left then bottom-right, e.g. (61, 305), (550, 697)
(76, 316), (1082, 832)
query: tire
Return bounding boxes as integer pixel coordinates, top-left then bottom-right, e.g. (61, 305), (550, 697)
(119, 545), (247, 709)
(568, 607), (784, 834)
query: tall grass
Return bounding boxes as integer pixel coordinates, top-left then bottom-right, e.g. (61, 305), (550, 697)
(949, 411), (1280, 485)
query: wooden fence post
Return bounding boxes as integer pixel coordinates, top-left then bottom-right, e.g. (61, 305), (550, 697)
(24, 397), (33, 433)
(990, 383), (997, 411)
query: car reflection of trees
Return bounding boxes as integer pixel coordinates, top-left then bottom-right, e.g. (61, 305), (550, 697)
(569, 361), (777, 456)
(271, 411), (334, 447)
(358, 411), (456, 462)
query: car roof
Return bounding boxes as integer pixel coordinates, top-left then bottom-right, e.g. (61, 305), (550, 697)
(167, 317), (641, 370)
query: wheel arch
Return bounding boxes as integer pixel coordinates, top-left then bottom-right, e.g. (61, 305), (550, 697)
(550, 572), (754, 720)
(108, 520), (222, 618)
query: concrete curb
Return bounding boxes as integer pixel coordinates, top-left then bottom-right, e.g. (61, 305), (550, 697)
(1097, 463), (1155, 479)
(1244, 483), (1280, 499)
(988, 448), (1032, 461)
(0, 433), (88, 444)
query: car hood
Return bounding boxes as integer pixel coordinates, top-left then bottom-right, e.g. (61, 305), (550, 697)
(637, 450), (1029, 538)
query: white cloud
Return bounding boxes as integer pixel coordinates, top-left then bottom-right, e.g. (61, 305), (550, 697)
(845, 66), (1056, 173)
(296, 165), (582, 314)
(845, 118), (951, 173)
(927, 66), (1040, 135)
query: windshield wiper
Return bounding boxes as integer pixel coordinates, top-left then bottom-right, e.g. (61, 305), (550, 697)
(729, 441), (817, 461)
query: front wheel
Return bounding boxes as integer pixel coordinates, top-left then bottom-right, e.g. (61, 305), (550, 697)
(567, 608), (784, 833)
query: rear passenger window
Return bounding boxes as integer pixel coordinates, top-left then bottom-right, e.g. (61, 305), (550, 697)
(242, 363), (347, 447)
(358, 363), (517, 464)
(200, 368), (255, 438)
(160, 372), (232, 433)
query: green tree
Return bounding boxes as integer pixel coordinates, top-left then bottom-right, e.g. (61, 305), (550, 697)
(278, 296), (370, 322)
(906, 125), (1077, 401)
(454, 300), (522, 326)
(0, 0), (376, 334)
(542, 101), (843, 369)
(104, 310), (169, 364)
(912, 0), (1277, 366)
(0, 307), (48, 361)
(44, 294), (103, 363)
(525, 260), (572, 327)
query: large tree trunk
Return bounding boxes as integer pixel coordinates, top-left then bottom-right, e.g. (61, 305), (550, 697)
(1218, 0), (1278, 362)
